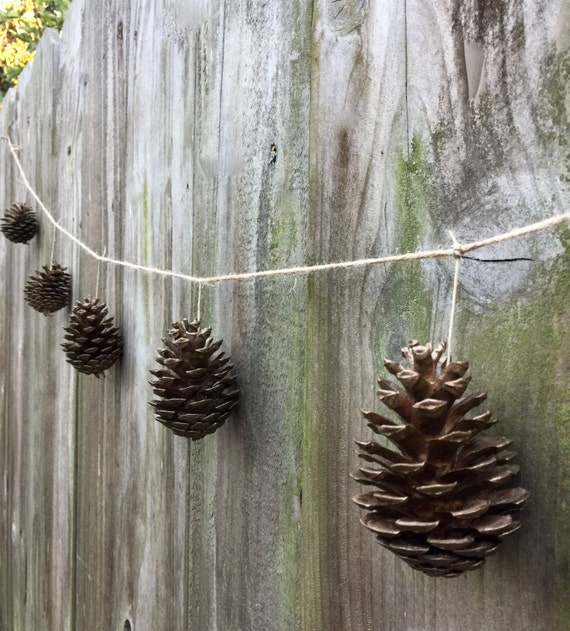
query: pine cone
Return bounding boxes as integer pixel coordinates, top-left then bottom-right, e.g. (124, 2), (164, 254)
(352, 341), (529, 578)
(149, 319), (240, 439)
(24, 262), (71, 315)
(62, 296), (123, 377)
(1, 203), (39, 243)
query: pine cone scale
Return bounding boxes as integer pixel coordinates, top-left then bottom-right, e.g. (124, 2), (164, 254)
(427, 535), (475, 549)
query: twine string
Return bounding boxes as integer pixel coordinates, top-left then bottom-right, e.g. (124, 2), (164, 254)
(195, 281), (215, 322)
(446, 232), (462, 362)
(95, 246), (107, 299)
(2, 135), (569, 287)
(50, 224), (57, 264)
(196, 282), (203, 323)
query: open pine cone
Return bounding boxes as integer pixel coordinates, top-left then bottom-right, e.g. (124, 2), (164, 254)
(62, 297), (123, 377)
(149, 319), (240, 440)
(24, 262), (71, 315)
(352, 340), (529, 577)
(1, 202), (39, 243)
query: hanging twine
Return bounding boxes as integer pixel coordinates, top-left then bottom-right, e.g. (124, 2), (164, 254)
(446, 232), (462, 361)
(196, 282), (203, 322)
(95, 246), (107, 299)
(2, 135), (569, 287)
(50, 224), (57, 264)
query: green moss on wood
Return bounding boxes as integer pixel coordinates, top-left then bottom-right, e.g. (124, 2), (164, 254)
(458, 225), (570, 625)
(556, 391), (570, 494)
(393, 134), (431, 338)
(556, 385), (570, 628)
(538, 50), (570, 147)
(536, 49), (570, 183)
(552, 226), (570, 567)
(373, 134), (432, 367)
(277, 306), (304, 629)
(300, 275), (332, 631)
(265, 275), (305, 629)
(269, 211), (297, 267)
(396, 134), (425, 253)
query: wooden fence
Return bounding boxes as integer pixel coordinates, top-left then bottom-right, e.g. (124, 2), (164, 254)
(1, 1), (569, 629)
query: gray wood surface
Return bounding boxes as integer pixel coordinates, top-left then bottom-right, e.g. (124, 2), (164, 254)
(1, 1), (569, 630)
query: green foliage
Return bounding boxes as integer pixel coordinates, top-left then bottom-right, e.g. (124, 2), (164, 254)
(0, 0), (69, 101)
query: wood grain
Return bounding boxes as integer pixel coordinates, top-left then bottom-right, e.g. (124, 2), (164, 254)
(0, 1), (568, 630)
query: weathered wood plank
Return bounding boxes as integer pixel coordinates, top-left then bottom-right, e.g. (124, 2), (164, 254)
(66, 2), (190, 629)
(0, 28), (78, 631)
(301, 2), (411, 627)
(186, 3), (312, 629)
(393, 3), (569, 630)
(0, 0), (568, 630)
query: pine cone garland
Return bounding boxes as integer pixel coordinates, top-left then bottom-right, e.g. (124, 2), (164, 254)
(62, 296), (123, 377)
(352, 341), (529, 578)
(149, 319), (240, 439)
(24, 262), (71, 315)
(1, 203), (39, 243)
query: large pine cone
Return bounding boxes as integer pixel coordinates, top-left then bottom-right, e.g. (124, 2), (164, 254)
(62, 297), (123, 377)
(352, 341), (529, 578)
(24, 262), (71, 315)
(149, 319), (240, 439)
(1, 203), (39, 243)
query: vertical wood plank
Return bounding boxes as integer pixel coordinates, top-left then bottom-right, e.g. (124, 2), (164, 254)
(186, 2), (313, 629)
(68, 1), (190, 629)
(302, 2), (410, 629)
(0, 28), (77, 631)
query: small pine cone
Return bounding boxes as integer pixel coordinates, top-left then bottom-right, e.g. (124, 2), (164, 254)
(352, 340), (529, 578)
(149, 319), (239, 440)
(24, 262), (71, 315)
(62, 296), (123, 378)
(1, 203), (39, 243)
